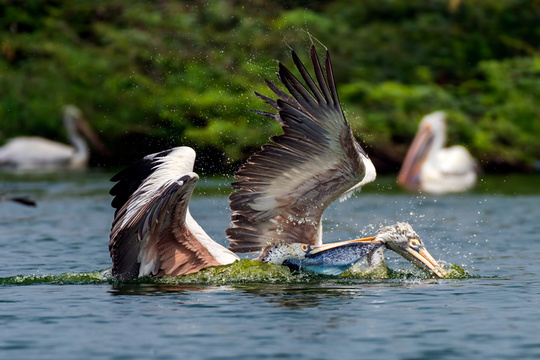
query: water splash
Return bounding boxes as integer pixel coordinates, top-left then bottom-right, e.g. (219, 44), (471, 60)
(0, 260), (475, 287)
(341, 261), (473, 280)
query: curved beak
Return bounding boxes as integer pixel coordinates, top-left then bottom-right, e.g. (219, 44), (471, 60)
(314, 236), (448, 278)
(76, 117), (111, 157)
(397, 123), (435, 190)
(403, 246), (447, 278)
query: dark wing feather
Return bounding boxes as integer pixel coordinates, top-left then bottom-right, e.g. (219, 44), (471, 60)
(227, 46), (375, 253)
(110, 149), (174, 216)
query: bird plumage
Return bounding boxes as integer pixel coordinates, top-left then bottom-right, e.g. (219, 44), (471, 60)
(226, 46), (376, 253)
(109, 147), (238, 280)
(108, 47), (447, 280)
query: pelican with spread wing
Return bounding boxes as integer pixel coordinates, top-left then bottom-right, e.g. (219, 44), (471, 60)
(108, 46), (446, 280)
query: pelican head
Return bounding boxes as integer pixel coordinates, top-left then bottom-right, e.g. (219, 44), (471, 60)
(62, 105), (84, 126)
(397, 111), (447, 191)
(62, 105), (109, 158)
(260, 222), (446, 278)
(375, 222), (447, 278)
(420, 111), (447, 133)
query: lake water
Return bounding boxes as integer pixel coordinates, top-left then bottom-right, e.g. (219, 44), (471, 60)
(1, 171), (539, 359)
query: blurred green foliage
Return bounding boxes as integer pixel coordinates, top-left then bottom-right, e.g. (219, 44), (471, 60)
(0, 0), (539, 172)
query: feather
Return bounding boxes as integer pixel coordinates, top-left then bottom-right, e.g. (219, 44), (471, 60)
(227, 45), (376, 254)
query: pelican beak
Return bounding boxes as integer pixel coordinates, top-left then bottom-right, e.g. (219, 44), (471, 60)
(404, 246), (447, 278)
(76, 117), (111, 157)
(281, 236), (382, 275)
(397, 123), (435, 190)
(307, 236), (378, 255)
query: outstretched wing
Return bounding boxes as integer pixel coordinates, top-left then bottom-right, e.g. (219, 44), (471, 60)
(109, 147), (233, 280)
(110, 173), (227, 280)
(227, 46), (376, 253)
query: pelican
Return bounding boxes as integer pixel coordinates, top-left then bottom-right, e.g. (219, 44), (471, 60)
(397, 111), (477, 194)
(259, 222), (445, 277)
(0, 105), (107, 171)
(0, 194), (36, 207)
(109, 46), (447, 280)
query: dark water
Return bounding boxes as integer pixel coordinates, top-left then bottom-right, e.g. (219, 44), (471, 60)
(1, 172), (540, 359)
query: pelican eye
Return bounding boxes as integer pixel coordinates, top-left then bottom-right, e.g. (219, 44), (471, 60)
(409, 238), (421, 248)
(300, 244), (309, 251)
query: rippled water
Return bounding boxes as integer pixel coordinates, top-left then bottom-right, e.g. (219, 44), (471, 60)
(1, 172), (540, 359)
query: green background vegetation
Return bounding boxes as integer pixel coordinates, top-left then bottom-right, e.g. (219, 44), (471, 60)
(1, 0), (539, 173)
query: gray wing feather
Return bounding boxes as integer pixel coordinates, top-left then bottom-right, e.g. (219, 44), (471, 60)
(227, 46), (374, 253)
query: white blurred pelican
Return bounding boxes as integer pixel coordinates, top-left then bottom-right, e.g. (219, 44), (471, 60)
(108, 46), (446, 280)
(397, 111), (477, 194)
(0, 105), (107, 171)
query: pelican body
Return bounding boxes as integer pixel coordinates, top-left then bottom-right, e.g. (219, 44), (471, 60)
(397, 111), (477, 194)
(109, 46), (447, 280)
(262, 240), (383, 275)
(0, 105), (106, 171)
